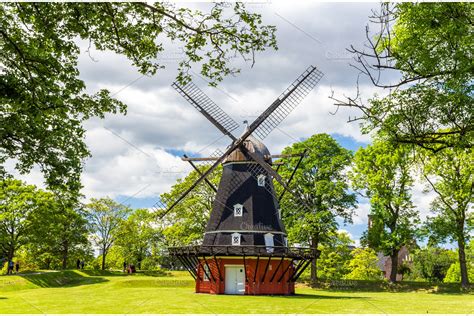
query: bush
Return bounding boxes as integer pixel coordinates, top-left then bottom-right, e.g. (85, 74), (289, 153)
(344, 248), (382, 280)
(141, 257), (160, 271)
(444, 262), (474, 283)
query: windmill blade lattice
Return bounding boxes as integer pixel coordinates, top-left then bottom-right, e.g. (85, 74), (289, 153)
(253, 66), (324, 140)
(153, 149), (224, 218)
(172, 81), (239, 137)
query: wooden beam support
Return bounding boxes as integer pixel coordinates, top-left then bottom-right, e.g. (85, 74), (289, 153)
(261, 256), (272, 283)
(278, 259), (295, 283)
(243, 253), (248, 283)
(213, 255), (223, 281)
(176, 255), (196, 280)
(202, 256), (216, 282)
(287, 259), (305, 283)
(292, 259), (312, 282)
(253, 256), (260, 283)
(269, 257), (285, 283)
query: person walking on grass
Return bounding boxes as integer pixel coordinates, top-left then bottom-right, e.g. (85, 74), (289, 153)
(76, 259), (81, 269)
(7, 260), (14, 275)
(81, 260), (85, 270)
(15, 262), (19, 274)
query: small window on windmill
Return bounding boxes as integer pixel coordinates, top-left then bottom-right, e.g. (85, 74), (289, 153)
(203, 265), (210, 281)
(284, 237), (288, 247)
(231, 233), (241, 246)
(278, 208), (281, 219)
(264, 233), (274, 253)
(257, 174), (266, 187)
(233, 204), (243, 217)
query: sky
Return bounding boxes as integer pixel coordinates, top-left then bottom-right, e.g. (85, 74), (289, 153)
(7, 2), (438, 247)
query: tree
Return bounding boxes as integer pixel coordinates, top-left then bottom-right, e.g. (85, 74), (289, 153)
(279, 134), (356, 283)
(28, 197), (89, 269)
(317, 231), (354, 280)
(345, 248), (382, 281)
(0, 178), (53, 261)
(1, 2), (277, 192)
(351, 140), (418, 282)
(421, 146), (473, 287)
(159, 166), (221, 247)
(410, 247), (456, 282)
(332, 3), (473, 151)
(86, 197), (130, 270)
(115, 208), (159, 269)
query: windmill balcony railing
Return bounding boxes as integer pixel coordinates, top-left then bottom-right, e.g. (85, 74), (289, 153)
(168, 244), (320, 259)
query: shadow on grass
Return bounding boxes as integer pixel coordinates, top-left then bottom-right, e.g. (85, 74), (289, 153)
(20, 270), (107, 288)
(81, 269), (170, 277)
(290, 293), (367, 300)
(80, 269), (126, 277)
(306, 279), (473, 294)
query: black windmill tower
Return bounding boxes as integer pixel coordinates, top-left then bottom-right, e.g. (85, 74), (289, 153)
(158, 66), (324, 294)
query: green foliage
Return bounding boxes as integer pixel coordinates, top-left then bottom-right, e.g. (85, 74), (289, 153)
(159, 165), (221, 247)
(409, 247), (456, 282)
(421, 146), (473, 286)
(351, 140), (418, 281)
(0, 2), (277, 192)
(444, 240), (474, 283)
(317, 231), (354, 280)
(345, 248), (382, 281)
(0, 178), (54, 261)
(85, 197), (131, 270)
(115, 208), (160, 268)
(28, 197), (91, 269)
(344, 3), (473, 150)
(279, 134), (356, 247)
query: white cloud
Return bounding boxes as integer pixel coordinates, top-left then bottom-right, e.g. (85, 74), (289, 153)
(353, 199), (370, 225)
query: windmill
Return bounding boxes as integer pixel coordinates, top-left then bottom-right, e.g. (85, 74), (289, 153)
(161, 66), (323, 295)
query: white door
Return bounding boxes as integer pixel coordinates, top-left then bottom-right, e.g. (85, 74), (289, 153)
(225, 266), (245, 294)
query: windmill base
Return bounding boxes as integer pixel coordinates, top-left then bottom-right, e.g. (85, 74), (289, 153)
(196, 257), (296, 295)
(169, 245), (318, 295)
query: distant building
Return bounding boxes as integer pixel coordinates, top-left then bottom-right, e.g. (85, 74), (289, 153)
(375, 246), (413, 281)
(368, 215), (414, 281)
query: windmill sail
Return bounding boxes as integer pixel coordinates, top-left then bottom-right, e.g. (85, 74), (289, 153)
(252, 66), (324, 140)
(172, 81), (239, 138)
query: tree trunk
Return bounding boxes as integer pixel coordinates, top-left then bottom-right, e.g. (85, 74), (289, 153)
(457, 238), (469, 287)
(310, 237), (319, 285)
(7, 244), (14, 262)
(62, 242), (69, 270)
(101, 248), (107, 271)
(389, 249), (399, 283)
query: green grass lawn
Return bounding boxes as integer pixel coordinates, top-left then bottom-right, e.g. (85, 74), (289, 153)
(0, 270), (472, 313)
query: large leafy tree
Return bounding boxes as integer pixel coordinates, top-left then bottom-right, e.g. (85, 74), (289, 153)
(0, 179), (53, 261)
(86, 197), (130, 270)
(0, 2), (277, 192)
(159, 166), (221, 247)
(279, 134), (356, 283)
(421, 146), (473, 287)
(351, 140), (418, 282)
(332, 3), (473, 151)
(29, 198), (89, 270)
(115, 208), (159, 269)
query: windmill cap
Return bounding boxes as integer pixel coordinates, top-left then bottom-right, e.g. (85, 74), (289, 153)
(222, 133), (272, 164)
